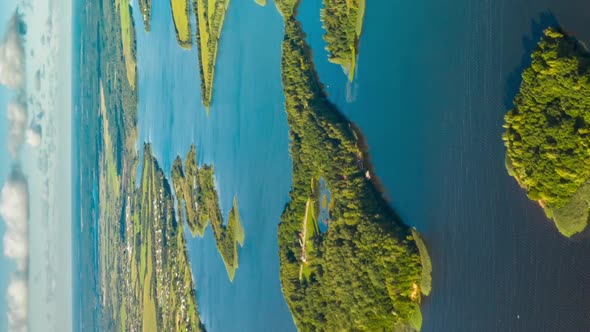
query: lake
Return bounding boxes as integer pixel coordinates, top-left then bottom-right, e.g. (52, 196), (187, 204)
(133, 0), (590, 331)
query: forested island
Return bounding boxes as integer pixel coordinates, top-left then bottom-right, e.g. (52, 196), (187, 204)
(172, 145), (245, 281)
(193, 0), (230, 108)
(275, 1), (432, 330)
(503, 28), (590, 237)
(320, 0), (365, 80)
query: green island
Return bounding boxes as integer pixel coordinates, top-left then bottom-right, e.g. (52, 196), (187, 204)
(193, 0), (231, 108)
(275, 1), (432, 330)
(503, 27), (590, 237)
(255, 0), (266, 6)
(170, 0), (193, 49)
(138, 0), (152, 31)
(172, 145), (245, 281)
(320, 0), (365, 80)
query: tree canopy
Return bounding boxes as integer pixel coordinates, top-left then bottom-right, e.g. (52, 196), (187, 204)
(503, 27), (590, 236)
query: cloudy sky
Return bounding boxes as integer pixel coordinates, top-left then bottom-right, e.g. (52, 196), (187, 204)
(0, 0), (72, 331)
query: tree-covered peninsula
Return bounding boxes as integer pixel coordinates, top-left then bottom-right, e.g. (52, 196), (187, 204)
(172, 145), (245, 281)
(274, 1), (432, 330)
(193, 0), (230, 108)
(503, 28), (590, 237)
(321, 0), (365, 80)
(138, 0), (152, 31)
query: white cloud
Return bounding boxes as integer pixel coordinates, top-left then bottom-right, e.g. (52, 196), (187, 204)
(0, 167), (29, 271)
(0, 168), (29, 332)
(0, 11), (26, 89)
(6, 98), (28, 158)
(6, 275), (27, 332)
(26, 125), (41, 148)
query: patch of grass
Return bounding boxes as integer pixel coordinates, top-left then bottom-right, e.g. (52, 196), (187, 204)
(170, 0), (193, 49)
(142, 231), (157, 332)
(255, 0), (266, 6)
(547, 178), (590, 237)
(193, 0), (230, 108)
(412, 229), (432, 296)
(408, 303), (423, 331)
(117, 0), (137, 89)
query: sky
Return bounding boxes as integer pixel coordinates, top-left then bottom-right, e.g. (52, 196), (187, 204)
(0, 0), (72, 331)
(0, 0), (20, 325)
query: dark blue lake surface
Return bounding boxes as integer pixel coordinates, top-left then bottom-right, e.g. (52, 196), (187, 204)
(133, 0), (590, 331)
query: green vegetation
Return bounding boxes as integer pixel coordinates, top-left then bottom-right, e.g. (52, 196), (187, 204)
(320, 0), (365, 80)
(503, 27), (590, 237)
(274, 1), (430, 329)
(170, 0), (193, 49)
(192, 0), (231, 108)
(255, 0), (266, 6)
(172, 145), (245, 281)
(138, 0), (152, 31)
(412, 229), (432, 296)
(83, 0), (208, 329)
(116, 0), (138, 89)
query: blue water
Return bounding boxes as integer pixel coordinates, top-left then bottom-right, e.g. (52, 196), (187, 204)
(132, 0), (295, 331)
(131, 0), (590, 331)
(299, 0), (590, 331)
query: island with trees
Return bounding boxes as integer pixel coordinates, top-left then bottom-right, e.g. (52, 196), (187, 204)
(193, 0), (230, 108)
(321, 0), (365, 80)
(274, 1), (432, 330)
(503, 28), (590, 237)
(172, 145), (245, 281)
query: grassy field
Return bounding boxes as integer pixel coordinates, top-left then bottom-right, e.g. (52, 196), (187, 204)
(547, 179), (590, 237)
(142, 231), (157, 332)
(170, 0), (193, 49)
(193, 0), (230, 108)
(117, 0), (137, 88)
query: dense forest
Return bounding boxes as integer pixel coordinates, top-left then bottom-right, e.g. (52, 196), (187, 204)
(192, 0), (230, 108)
(320, 0), (365, 79)
(275, 0), (431, 330)
(172, 145), (245, 281)
(503, 27), (590, 237)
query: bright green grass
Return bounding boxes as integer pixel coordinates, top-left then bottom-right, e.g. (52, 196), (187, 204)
(547, 179), (590, 237)
(412, 229), (432, 296)
(142, 231), (157, 332)
(408, 303), (423, 331)
(117, 0), (137, 88)
(170, 0), (192, 49)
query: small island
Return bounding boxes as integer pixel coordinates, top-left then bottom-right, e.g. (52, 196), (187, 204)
(275, 0), (432, 330)
(193, 0), (230, 108)
(321, 0), (365, 80)
(503, 28), (590, 237)
(172, 145), (245, 281)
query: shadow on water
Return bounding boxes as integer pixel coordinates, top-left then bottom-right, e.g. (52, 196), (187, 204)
(503, 12), (559, 110)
